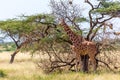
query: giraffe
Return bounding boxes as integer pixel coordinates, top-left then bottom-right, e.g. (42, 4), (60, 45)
(60, 19), (98, 71)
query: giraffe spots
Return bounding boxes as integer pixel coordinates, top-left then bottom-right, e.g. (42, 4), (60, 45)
(67, 30), (71, 34)
(61, 20), (97, 70)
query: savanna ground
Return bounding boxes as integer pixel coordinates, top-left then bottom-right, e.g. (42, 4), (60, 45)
(0, 51), (120, 80)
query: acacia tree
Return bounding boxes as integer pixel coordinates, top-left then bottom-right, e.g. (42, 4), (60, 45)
(85, 0), (120, 72)
(0, 14), (65, 64)
(0, 19), (36, 63)
(24, 14), (76, 72)
(49, 0), (120, 72)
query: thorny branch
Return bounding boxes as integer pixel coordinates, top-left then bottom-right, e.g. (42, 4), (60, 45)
(97, 59), (115, 73)
(85, 0), (114, 40)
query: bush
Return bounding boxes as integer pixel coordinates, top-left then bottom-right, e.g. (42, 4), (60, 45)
(0, 70), (7, 77)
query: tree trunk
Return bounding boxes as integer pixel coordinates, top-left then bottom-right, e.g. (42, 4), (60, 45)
(81, 55), (89, 72)
(10, 48), (20, 63)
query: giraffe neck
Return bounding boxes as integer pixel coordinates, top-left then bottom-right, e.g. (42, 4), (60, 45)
(61, 21), (85, 45)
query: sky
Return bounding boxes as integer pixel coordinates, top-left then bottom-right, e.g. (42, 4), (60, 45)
(0, 0), (119, 30)
(0, 0), (119, 20)
(0, 0), (50, 20)
(0, 0), (97, 20)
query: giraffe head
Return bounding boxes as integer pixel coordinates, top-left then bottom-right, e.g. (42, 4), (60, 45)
(59, 18), (66, 26)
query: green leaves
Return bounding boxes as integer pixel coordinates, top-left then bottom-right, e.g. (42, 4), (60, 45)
(93, 1), (120, 14)
(0, 70), (7, 77)
(75, 17), (88, 22)
(24, 14), (55, 23)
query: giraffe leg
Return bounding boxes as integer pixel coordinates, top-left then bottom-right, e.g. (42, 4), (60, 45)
(70, 45), (82, 72)
(75, 54), (81, 72)
(75, 58), (79, 72)
(81, 55), (89, 72)
(70, 45), (79, 72)
(89, 56), (97, 71)
(92, 59), (97, 71)
(88, 52), (97, 72)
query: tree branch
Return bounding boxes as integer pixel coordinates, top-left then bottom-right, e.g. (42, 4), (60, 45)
(97, 59), (115, 73)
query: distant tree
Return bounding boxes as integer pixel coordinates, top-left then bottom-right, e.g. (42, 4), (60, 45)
(0, 18), (36, 63)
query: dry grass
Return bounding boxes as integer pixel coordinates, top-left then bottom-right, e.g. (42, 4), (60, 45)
(0, 52), (120, 80)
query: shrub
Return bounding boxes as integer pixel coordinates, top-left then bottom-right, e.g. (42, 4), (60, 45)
(0, 70), (7, 77)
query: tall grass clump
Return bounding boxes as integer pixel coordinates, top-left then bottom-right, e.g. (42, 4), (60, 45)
(0, 70), (7, 78)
